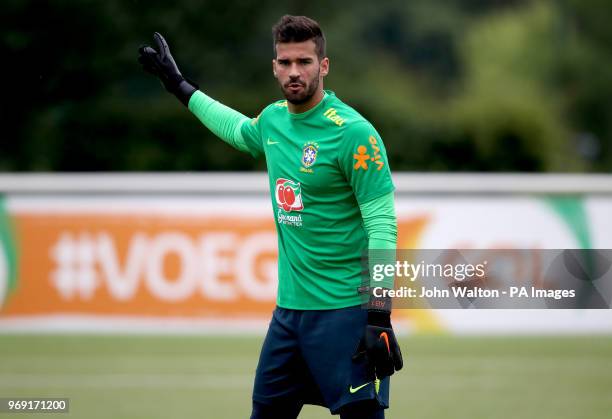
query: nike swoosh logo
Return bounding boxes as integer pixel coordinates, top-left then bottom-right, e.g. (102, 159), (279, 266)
(267, 138), (280, 145)
(349, 382), (371, 394)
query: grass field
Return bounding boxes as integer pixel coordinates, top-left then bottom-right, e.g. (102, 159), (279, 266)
(0, 334), (611, 419)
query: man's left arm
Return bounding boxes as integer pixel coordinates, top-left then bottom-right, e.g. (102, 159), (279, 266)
(358, 192), (403, 379)
(338, 121), (403, 379)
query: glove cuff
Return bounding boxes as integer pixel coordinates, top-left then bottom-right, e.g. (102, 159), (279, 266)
(172, 79), (198, 107)
(367, 310), (391, 328)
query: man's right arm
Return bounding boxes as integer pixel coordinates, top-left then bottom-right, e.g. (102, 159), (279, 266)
(187, 91), (257, 155)
(138, 33), (263, 157)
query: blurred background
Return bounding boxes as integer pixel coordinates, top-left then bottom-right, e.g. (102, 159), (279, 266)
(1, 1), (612, 418)
(2, 0), (612, 172)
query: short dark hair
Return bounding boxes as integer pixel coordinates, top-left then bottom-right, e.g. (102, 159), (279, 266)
(272, 15), (326, 59)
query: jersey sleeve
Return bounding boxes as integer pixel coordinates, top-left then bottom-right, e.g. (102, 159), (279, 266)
(240, 110), (266, 158)
(338, 121), (395, 204)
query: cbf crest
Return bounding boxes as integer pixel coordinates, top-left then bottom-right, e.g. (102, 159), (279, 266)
(301, 141), (319, 172)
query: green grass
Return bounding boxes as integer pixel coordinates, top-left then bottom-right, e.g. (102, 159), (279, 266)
(0, 335), (611, 419)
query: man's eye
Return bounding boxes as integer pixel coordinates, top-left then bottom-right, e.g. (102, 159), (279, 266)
(278, 60), (289, 66)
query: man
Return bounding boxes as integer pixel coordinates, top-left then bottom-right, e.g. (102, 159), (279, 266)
(139, 15), (402, 419)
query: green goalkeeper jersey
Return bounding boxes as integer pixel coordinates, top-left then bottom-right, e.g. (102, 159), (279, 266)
(239, 91), (394, 310)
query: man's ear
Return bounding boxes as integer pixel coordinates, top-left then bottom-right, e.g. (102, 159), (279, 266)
(272, 59), (277, 77)
(320, 57), (329, 77)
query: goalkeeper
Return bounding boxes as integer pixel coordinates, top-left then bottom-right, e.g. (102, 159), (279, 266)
(139, 15), (402, 419)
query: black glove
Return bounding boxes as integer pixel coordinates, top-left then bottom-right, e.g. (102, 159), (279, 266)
(354, 310), (403, 379)
(138, 32), (198, 106)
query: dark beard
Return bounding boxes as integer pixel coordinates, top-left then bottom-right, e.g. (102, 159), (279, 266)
(281, 72), (320, 105)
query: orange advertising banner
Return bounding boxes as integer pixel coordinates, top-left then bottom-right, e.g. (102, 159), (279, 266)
(2, 213), (279, 318)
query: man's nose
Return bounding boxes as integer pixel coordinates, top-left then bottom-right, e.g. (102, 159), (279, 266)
(289, 63), (301, 78)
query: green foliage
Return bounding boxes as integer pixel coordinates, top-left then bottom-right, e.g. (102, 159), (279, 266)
(449, 1), (578, 171)
(2, 0), (611, 171)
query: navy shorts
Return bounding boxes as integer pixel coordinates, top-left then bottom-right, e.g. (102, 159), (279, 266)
(252, 305), (390, 414)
